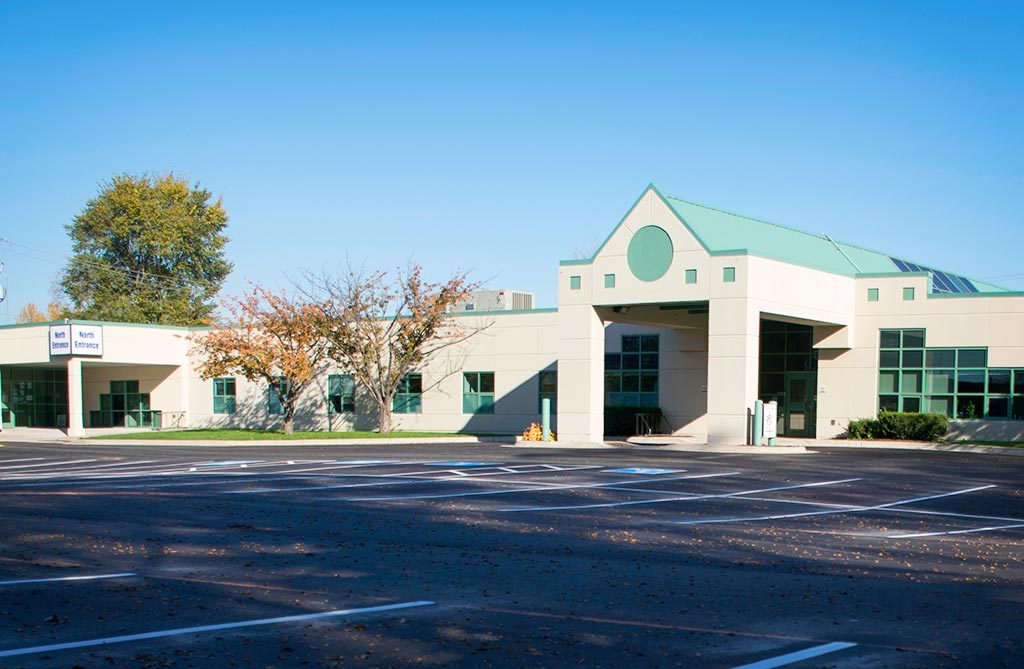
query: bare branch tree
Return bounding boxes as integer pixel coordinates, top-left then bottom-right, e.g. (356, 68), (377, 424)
(306, 264), (487, 433)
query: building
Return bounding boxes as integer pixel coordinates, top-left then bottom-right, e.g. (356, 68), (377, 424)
(3, 184), (1023, 443)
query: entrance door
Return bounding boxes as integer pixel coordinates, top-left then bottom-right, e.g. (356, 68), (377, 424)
(785, 373), (816, 437)
(1, 382), (12, 428)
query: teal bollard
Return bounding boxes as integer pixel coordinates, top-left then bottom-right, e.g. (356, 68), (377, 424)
(753, 399), (764, 446)
(541, 398), (551, 442)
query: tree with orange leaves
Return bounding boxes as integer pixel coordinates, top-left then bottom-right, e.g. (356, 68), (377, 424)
(307, 264), (483, 433)
(190, 284), (329, 434)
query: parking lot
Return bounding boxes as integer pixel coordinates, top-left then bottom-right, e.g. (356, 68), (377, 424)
(0, 439), (1021, 667)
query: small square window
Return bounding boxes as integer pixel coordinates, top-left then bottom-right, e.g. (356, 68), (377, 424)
(570, 275), (581, 290)
(867, 288), (879, 302)
(903, 287), (915, 301)
(723, 267), (736, 283)
(604, 273), (615, 288)
(685, 269), (697, 284)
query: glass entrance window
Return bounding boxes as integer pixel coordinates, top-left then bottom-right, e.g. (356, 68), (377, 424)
(92, 380), (153, 427)
(0, 367), (69, 428)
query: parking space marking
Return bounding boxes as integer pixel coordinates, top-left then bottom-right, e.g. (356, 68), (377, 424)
(673, 484), (995, 526)
(0, 458), (45, 464)
(604, 468), (682, 475)
(0, 600), (435, 659)
(350, 471), (740, 502)
(0, 572), (136, 586)
(0, 459), (97, 471)
(886, 522), (1024, 539)
(503, 478), (862, 512)
(426, 461), (500, 467)
(731, 641), (857, 669)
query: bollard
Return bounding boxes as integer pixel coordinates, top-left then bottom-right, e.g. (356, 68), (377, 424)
(753, 399), (764, 446)
(541, 398), (551, 442)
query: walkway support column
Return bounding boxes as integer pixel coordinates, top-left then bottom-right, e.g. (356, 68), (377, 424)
(707, 299), (759, 445)
(66, 358), (85, 438)
(557, 305), (604, 443)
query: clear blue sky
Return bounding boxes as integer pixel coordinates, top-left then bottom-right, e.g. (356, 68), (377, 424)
(1, 1), (1021, 321)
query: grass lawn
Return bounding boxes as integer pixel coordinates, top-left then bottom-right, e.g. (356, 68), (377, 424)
(91, 429), (477, 441)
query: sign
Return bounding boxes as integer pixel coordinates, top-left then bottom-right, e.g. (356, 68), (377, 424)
(763, 401), (778, 439)
(49, 324), (103, 356)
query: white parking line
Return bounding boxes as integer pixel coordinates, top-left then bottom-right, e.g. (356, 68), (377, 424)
(502, 478), (863, 513)
(349, 471), (740, 502)
(672, 484), (995, 525)
(0, 459), (97, 471)
(0, 572), (136, 586)
(731, 641), (857, 669)
(0, 458), (45, 464)
(0, 600), (434, 658)
(886, 522), (1024, 539)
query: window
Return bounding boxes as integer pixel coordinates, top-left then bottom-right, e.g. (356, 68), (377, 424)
(393, 373), (422, 414)
(213, 377), (236, 414)
(328, 374), (355, 414)
(604, 335), (659, 407)
(879, 328), (1020, 419)
(867, 288), (879, 302)
(463, 372), (495, 414)
(538, 370), (557, 414)
(268, 377), (290, 415)
(95, 380), (153, 427)
(685, 269), (697, 284)
(903, 287), (915, 301)
(569, 275), (581, 290)
(604, 273), (616, 288)
(723, 267), (736, 283)
(465, 303), (475, 311)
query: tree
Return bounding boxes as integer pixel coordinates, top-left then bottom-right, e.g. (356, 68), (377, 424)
(308, 265), (483, 433)
(190, 284), (329, 435)
(61, 172), (232, 325)
(16, 302), (64, 323)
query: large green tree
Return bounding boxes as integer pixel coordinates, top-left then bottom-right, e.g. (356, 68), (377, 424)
(61, 172), (232, 325)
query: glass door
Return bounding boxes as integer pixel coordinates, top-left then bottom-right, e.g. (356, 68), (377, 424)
(784, 373), (816, 437)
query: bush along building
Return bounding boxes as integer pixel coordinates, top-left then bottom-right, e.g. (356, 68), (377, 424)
(2, 184), (1022, 444)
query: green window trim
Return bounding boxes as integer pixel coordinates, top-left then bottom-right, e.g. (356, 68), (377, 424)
(463, 372), (495, 414)
(213, 377), (236, 415)
(878, 329), (1022, 420)
(723, 266), (736, 283)
(604, 334), (659, 408)
(903, 287), (915, 301)
(867, 288), (879, 302)
(569, 275), (581, 290)
(393, 373), (423, 414)
(328, 373), (356, 414)
(685, 268), (697, 284)
(604, 273), (616, 288)
(96, 379), (152, 427)
(268, 377), (291, 415)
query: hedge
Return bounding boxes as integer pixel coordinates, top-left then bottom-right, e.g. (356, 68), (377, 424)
(604, 406), (663, 437)
(847, 411), (948, 441)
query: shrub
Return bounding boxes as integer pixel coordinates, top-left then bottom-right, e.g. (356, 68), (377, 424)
(604, 406), (663, 437)
(521, 422), (555, 442)
(846, 412), (948, 441)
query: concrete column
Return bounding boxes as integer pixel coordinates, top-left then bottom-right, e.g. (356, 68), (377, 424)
(556, 304), (605, 443)
(706, 298), (759, 445)
(66, 358), (85, 438)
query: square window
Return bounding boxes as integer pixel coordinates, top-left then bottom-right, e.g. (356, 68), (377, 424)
(902, 396), (921, 413)
(957, 349), (987, 368)
(925, 370), (955, 394)
(723, 267), (736, 283)
(880, 331), (901, 349)
(879, 395), (899, 412)
(867, 288), (879, 302)
(570, 275), (581, 290)
(901, 370), (922, 394)
(640, 335), (659, 352)
(903, 287), (915, 301)
(622, 336), (640, 353)
(957, 396), (983, 419)
(927, 395), (954, 417)
(902, 330), (925, 348)
(987, 397), (1010, 419)
(957, 370), (985, 394)
(901, 350), (923, 368)
(685, 269), (697, 284)
(604, 353), (621, 370)
(988, 369), (1011, 395)
(879, 350), (900, 368)
(926, 349), (955, 368)
(604, 274), (615, 288)
(878, 370), (899, 394)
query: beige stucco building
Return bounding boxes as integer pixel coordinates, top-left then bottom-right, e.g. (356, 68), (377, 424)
(3, 185), (1023, 443)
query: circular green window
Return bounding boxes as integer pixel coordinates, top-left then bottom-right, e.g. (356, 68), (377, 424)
(627, 226), (674, 282)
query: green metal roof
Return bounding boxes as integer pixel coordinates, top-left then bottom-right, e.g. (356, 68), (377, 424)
(650, 185), (1009, 294)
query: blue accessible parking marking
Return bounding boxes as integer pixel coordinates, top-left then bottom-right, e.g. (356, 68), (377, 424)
(426, 461), (500, 467)
(604, 467), (682, 475)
